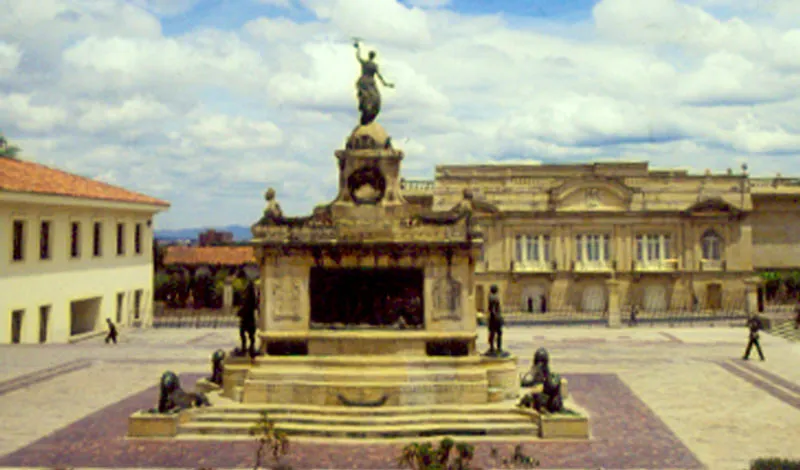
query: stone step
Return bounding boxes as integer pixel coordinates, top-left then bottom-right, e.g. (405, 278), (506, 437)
(768, 320), (800, 342)
(240, 379), (492, 406)
(177, 420), (538, 439)
(245, 367), (488, 383)
(243, 378), (489, 388)
(191, 411), (531, 426)
(231, 355), (510, 368)
(192, 402), (522, 416)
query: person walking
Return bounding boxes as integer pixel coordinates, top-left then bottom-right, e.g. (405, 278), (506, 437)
(104, 318), (118, 344)
(742, 314), (765, 361)
(629, 305), (639, 326)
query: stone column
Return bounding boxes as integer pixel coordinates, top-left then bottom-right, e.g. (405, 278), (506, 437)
(606, 279), (622, 328)
(259, 254), (271, 334)
(744, 278), (759, 315)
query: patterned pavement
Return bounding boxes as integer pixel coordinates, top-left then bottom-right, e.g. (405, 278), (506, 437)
(0, 373), (702, 469)
(0, 326), (798, 469)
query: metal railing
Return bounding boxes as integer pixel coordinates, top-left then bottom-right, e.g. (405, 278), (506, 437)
(152, 305), (239, 328)
(400, 179), (435, 192)
(497, 290), (750, 326)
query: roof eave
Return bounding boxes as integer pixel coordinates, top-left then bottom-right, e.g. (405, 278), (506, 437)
(0, 189), (170, 212)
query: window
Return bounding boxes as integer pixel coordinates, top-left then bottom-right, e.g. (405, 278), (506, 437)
(636, 234), (672, 262)
(39, 221), (51, 260)
(11, 309), (24, 344)
(701, 230), (722, 260)
(70, 222), (80, 258)
(12, 220), (25, 261)
(116, 292), (124, 324)
(39, 305), (50, 343)
(575, 234), (611, 263)
(134, 223), (142, 255)
(116, 223), (125, 256)
(515, 235), (551, 263)
(93, 222), (102, 257)
(134, 289), (143, 320)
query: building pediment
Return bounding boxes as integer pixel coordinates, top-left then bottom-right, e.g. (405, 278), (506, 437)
(683, 196), (742, 217)
(548, 177), (634, 212)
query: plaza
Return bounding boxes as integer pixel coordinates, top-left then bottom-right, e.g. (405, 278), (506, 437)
(0, 324), (798, 469)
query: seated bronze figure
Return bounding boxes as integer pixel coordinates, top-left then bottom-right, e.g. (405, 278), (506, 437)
(518, 348), (564, 413)
(152, 371), (211, 414)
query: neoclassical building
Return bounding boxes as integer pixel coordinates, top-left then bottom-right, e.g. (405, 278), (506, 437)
(0, 158), (169, 344)
(402, 162), (800, 314)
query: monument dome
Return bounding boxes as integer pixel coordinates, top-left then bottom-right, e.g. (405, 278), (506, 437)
(346, 122), (392, 150)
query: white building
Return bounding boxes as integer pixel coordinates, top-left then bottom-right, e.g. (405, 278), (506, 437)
(0, 158), (170, 344)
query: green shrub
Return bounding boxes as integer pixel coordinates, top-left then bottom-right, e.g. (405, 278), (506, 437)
(751, 458), (800, 470)
(398, 438), (475, 470)
(250, 411), (290, 470)
(154, 272), (171, 301)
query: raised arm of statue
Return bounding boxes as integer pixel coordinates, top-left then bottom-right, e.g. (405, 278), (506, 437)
(377, 71), (394, 88)
(354, 40), (365, 64)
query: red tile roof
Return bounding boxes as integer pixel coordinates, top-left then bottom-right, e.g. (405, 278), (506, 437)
(164, 246), (256, 266)
(0, 157), (170, 207)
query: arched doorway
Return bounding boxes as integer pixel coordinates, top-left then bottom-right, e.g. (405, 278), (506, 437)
(706, 283), (722, 311)
(521, 286), (547, 314)
(581, 284), (606, 312)
(643, 284), (668, 312)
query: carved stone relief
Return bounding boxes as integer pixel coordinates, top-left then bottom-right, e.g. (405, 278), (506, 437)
(585, 188), (600, 208)
(271, 275), (303, 322)
(432, 275), (463, 321)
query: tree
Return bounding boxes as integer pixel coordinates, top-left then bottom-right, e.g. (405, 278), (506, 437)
(0, 133), (21, 159)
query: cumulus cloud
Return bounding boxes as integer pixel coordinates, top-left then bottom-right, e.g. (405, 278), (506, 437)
(184, 112), (284, 151)
(128, 0), (203, 16)
(75, 96), (175, 133)
(61, 31), (270, 100)
(299, 0), (433, 47)
(4, 0), (800, 229)
(0, 42), (22, 78)
(0, 0), (161, 79)
(255, 0), (294, 7)
(407, 0), (452, 7)
(0, 94), (68, 132)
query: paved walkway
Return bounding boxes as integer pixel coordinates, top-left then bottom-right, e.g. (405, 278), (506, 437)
(0, 325), (798, 469)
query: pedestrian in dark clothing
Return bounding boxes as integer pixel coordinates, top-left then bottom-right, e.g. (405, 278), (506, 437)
(629, 305), (638, 326)
(743, 314), (765, 361)
(486, 285), (505, 356)
(104, 318), (118, 344)
(238, 280), (258, 357)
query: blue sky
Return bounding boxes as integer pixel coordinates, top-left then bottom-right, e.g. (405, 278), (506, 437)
(2, 0), (800, 229)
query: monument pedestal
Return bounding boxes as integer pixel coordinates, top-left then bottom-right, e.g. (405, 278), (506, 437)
(129, 120), (588, 441)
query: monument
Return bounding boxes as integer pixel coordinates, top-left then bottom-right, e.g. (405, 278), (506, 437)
(128, 41), (589, 440)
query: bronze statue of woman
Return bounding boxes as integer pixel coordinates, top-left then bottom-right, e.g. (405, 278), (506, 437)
(354, 40), (394, 126)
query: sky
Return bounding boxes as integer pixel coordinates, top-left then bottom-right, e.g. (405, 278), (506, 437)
(3, 0), (800, 230)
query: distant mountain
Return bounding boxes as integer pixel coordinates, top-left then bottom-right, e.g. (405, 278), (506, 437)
(154, 224), (251, 242)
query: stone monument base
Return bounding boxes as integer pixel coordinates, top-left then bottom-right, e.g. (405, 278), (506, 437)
(223, 349), (519, 407)
(517, 399), (590, 439)
(127, 410), (189, 438)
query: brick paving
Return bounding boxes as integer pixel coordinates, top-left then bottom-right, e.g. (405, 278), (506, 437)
(0, 326), (798, 469)
(0, 373), (702, 469)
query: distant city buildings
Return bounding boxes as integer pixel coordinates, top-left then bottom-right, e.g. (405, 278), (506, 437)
(198, 229), (234, 247)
